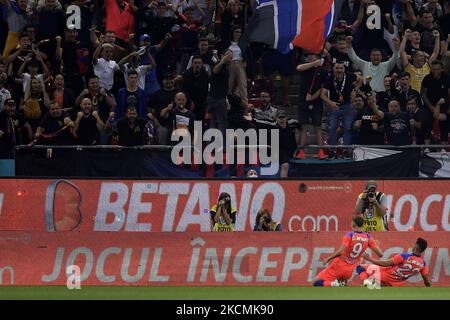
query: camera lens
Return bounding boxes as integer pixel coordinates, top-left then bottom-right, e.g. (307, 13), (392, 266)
(368, 192), (375, 198)
(299, 183), (307, 193)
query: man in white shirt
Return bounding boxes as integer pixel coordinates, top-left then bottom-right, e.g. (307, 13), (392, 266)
(346, 36), (400, 92)
(93, 43), (120, 91)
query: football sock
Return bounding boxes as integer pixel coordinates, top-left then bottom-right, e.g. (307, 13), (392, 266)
(313, 280), (324, 286)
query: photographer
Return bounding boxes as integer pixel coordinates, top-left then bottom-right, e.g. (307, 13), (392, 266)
(253, 209), (282, 232)
(353, 180), (389, 232)
(210, 192), (237, 232)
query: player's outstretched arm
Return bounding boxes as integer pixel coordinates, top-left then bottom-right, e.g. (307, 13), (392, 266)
(323, 244), (346, 264)
(362, 253), (394, 267)
(422, 274), (431, 287)
(372, 246), (384, 258)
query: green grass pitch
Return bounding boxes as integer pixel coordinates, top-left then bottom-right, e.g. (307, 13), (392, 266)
(0, 286), (449, 300)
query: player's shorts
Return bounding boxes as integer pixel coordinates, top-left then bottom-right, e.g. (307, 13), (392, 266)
(317, 259), (356, 282)
(364, 265), (406, 287)
(298, 102), (323, 127)
(379, 269), (405, 287)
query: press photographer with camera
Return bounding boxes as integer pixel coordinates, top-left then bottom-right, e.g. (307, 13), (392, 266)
(253, 208), (282, 231)
(353, 180), (389, 232)
(210, 192), (237, 232)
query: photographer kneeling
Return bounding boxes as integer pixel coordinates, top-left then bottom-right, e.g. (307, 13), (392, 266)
(253, 209), (282, 231)
(353, 180), (389, 232)
(210, 193), (237, 232)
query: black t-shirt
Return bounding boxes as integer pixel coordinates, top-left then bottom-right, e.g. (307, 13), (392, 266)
(421, 73), (449, 106)
(38, 111), (73, 145)
(150, 89), (176, 126)
(168, 108), (195, 143)
(383, 112), (412, 146)
(299, 67), (324, 103)
(210, 64), (229, 98)
(87, 93), (110, 123)
(357, 106), (385, 145)
(0, 111), (26, 151)
(125, 90), (139, 109)
(438, 14), (450, 39)
(37, 9), (66, 41)
(412, 108), (432, 144)
(329, 47), (353, 71)
(77, 114), (99, 145)
(324, 72), (356, 104)
(415, 24), (444, 56)
(278, 125), (297, 163)
(61, 40), (90, 75)
(117, 117), (148, 146)
(183, 68), (209, 105)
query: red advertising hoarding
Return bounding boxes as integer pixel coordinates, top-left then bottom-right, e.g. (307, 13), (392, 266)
(0, 179), (449, 232)
(0, 231), (448, 286)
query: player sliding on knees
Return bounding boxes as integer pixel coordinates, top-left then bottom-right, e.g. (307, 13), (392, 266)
(357, 238), (431, 287)
(312, 216), (384, 287)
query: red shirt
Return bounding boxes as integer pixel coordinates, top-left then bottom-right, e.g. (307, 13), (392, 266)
(340, 231), (377, 265)
(386, 253), (428, 281)
(105, 0), (135, 41)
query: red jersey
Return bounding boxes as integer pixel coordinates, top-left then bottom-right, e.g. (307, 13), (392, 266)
(339, 231), (377, 265)
(384, 253), (428, 282)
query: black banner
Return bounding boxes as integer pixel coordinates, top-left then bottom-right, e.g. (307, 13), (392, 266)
(289, 149), (421, 178)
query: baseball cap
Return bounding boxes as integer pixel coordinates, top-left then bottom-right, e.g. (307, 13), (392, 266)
(139, 34), (151, 43)
(162, 72), (174, 80)
(365, 180), (377, 190)
(276, 110), (287, 118)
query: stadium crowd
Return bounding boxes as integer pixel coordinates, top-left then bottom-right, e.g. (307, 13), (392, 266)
(0, 0), (449, 166)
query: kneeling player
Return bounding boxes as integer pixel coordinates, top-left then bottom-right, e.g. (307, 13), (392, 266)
(358, 237), (431, 287)
(312, 216), (383, 287)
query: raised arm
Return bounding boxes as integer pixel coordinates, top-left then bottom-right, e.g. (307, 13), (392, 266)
(346, 36), (366, 71)
(351, 0), (366, 31)
(1, 0), (11, 13)
(404, 0), (417, 28)
(118, 51), (138, 67)
(368, 95), (385, 120)
(384, 13), (394, 34)
(92, 43), (103, 65)
(363, 254), (395, 267)
(428, 30), (441, 64)
(386, 38), (400, 71)
(55, 36), (63, 61)
(160, 103), (174, 119)
(323, 244), (346, 264)
(296, 58), (324, 72)
(90, 27), (100, 48)
(34, 48), (50, 79)
(400, 29), (411, 68)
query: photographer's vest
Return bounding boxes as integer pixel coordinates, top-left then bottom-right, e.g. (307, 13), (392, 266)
(210, 204), (237, 232)
(358, 192), (388, 232)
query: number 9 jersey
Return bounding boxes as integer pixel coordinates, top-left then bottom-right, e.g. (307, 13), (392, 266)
(340, 231), (378, 265)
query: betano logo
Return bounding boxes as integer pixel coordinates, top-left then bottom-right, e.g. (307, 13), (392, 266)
(170, 121), (280, 175)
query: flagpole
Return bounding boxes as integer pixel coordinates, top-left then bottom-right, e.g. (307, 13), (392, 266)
(306, 37), (329, 95)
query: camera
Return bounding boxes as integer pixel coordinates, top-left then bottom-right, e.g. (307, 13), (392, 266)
(367, 191), (375, 199)
(264, 216), (271, 224)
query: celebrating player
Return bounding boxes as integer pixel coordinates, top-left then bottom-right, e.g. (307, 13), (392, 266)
(358, 237), (431, 287)
(312, 216), (384, 287)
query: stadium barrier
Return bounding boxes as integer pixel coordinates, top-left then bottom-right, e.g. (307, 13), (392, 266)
(11, 144), (450, 178)
(0, 179), (449, 232)
(0, 231), (448, 286)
